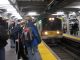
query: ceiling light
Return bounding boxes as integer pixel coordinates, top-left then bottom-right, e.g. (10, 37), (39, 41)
(57, 12), (64, 15)
(27, 12), (40, 16)
(0, 0), (22, 19)
(32, 17), (35, 19)
(52, 14), (58, 15)
(52, 12), (64, 15)
(0, 0), (10, 5)
(69, 12), (76, 15)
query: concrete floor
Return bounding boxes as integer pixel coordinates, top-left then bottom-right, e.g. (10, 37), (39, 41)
(5, 39), (41, 60)
(5, 39), (17, 60)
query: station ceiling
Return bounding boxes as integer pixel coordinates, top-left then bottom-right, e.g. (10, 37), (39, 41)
(16, 0), (51, 16)
(10, 0), (80, 16)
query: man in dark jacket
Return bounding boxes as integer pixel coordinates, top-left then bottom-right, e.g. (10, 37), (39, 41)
(72, 21), (79, 36)
(15, 21), (28, 60)
(0, 17), (8, 60)
(9, 21), (16, 48)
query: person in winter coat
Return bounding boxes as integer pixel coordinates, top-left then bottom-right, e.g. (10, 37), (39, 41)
(24, 16), (41, 60)
(9, 21), (16, 48)
(72, 21), (79, 36)
(15, 20), (28, 60)
(0, 17), (8, 60)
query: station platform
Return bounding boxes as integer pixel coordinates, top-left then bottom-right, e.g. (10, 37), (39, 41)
(5, 40), (59, 60)
(5, 39), (17, 60)
(63, 34), (80, 42)
(38, 41), (59, 60)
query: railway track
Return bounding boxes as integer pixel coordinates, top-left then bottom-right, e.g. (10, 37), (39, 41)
(51, 45), (76, 60)
(44, 39), (80, 60)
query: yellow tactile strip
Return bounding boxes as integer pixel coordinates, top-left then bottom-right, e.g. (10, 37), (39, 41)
(38, 41), (58, 60)
(63, 34), (80, 41)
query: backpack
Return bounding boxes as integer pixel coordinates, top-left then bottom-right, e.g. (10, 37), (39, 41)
(22, 27), (33, 44)
(0, 22), (8, 48)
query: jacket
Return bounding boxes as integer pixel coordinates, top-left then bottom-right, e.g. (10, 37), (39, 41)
(0, 19), (8, 48)
(27, 21), (41, 46)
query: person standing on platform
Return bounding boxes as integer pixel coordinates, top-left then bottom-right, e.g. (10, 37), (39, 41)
(72, 21), (79, 36)
(0, 17), (8, 60)
(15, 20), (28, 60)
(9, 21), (16, 48)
(24, 16), (41, 60)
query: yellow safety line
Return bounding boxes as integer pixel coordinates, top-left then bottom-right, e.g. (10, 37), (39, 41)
(63, 34), (80, 41)
(38, 41), (58, 60)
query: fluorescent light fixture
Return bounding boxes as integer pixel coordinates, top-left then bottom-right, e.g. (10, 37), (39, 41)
(7, 7), (22, 19)
(0, 0), (22, 19)
(52, 12), (64, 15)
(32, 17), (35, 19)
(73, 6), (80, 8)
(0, 0), (10, 5)
(57, 12), (64, 15)
(52, 14), (58, 15)
(11, 13), (22, 19)
(69, 12), (76, 15)
(27, 12), (40, 16)
(68, 6), (80, 8)
(72, 12), (76, 15)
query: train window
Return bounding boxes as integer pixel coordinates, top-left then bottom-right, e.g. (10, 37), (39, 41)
(42, 18), (62, 30)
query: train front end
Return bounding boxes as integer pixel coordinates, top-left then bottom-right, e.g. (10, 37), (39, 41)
(41, 17), (63, 40)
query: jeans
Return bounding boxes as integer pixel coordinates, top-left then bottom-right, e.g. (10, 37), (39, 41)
(0, 48), (5, 60)
(16, 41), (28, 60)
(25, 41), (39, 60)
(27, 46), (38, 60)
(10, 39), (15, 48)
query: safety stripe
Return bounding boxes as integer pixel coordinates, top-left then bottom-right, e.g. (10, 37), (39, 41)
(63, 34), (80, 41)
(38, 41), (60, 60)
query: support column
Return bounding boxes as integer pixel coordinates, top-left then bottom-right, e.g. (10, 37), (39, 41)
(65, 12), (70, 34)
(76, 12), (80, 36)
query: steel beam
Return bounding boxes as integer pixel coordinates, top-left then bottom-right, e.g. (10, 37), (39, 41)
(17, 1), (48, 7)
(46, 0), (78, 13)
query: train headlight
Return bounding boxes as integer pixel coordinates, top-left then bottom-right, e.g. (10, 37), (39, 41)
(49, 18), (55, 21)
(57, 31), (60, 34)
(44, 31), (48, 35)
(52, 18), (55, 21)
(49, 18), (52, 21)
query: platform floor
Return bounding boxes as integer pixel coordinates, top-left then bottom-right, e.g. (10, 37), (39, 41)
(5, 39), (17, 60)
(5, 39), (41, 60)
(38, 42), (58, 60)
(5, 39), (58, 60)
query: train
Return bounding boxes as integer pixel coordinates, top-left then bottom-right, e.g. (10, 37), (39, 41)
(35, 16), (63, 41)
(41, 17), (63, 39)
